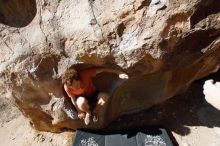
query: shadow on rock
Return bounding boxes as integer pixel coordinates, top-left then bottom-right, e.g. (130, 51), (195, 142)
(0, 0), (37, 27)
(107, 73), (220, 136)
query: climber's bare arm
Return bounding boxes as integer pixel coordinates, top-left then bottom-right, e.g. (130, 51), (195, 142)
(95, 68), (129, 79)
(64, 85), (83, 114)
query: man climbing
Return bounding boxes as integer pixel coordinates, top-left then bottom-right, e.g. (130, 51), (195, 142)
(62, 68), (129, 125)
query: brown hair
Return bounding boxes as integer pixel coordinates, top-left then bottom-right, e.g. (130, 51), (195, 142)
(61, 69), (79, 86)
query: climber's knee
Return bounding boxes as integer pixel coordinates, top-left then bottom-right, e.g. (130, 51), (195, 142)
(76, 96), (90, 112)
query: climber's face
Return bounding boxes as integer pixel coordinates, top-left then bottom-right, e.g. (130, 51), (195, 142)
(71, 79), (81, 90)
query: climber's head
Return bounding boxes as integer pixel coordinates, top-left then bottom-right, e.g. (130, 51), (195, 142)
(62, 69), (80, 88)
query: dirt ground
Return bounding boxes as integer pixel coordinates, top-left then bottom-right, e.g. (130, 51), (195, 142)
(0, 79), (220, 146)
(0, 96), (74, 146)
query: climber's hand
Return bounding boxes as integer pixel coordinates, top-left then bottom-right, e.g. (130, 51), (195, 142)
(119, 73), (129, 79)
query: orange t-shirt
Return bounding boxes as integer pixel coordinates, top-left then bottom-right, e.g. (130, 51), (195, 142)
(65, 69), (97, 98)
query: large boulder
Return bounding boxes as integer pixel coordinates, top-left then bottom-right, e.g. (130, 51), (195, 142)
(0, 0), (220, 131)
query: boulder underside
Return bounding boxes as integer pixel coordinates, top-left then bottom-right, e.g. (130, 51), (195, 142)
(0, 0), (220, 131)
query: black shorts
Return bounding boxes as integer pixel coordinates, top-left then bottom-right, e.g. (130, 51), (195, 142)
(87, 90), (100, 109)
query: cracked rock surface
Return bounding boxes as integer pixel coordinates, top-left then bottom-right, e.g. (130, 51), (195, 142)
(0, 0), (220, 131)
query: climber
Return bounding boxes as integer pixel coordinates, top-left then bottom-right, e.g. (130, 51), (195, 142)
(62, 68), (129, 125)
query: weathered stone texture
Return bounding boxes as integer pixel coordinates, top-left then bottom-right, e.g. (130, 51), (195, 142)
(0, 0), (219, 131)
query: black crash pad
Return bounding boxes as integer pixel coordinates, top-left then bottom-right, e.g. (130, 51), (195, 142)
(73, 127), (175, 146)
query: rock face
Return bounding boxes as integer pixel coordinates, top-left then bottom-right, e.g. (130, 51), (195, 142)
(0, 0), (219, 131)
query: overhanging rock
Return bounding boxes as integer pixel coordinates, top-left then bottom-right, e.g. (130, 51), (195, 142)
(0, 0), (220, 131)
